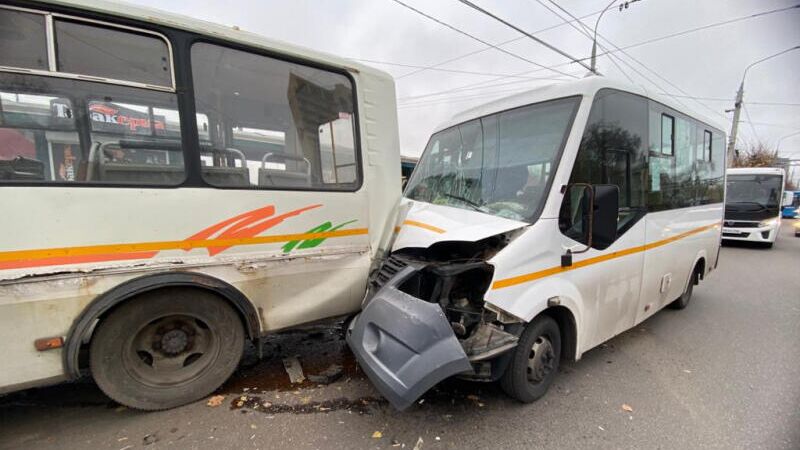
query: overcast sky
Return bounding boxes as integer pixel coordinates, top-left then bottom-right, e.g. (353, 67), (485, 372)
(125, 0), (800, 163)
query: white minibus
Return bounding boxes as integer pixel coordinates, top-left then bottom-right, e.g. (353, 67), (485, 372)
(348, 77), (727, 410)
(0, 0), (400, 409)
(723, 167), (785, 247)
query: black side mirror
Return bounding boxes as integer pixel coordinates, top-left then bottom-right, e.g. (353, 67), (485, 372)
(559, 183), (619, 266)
(591, 184), (619, 250)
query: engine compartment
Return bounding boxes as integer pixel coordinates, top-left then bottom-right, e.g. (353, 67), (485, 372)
(371, 231), (522, 373)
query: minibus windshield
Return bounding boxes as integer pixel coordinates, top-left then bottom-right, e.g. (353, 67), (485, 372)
(726, 174), (783, 209)
(405, 96), (580, 222)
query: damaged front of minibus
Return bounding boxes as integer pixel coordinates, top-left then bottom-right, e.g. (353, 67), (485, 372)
(346, 95), (584, 410)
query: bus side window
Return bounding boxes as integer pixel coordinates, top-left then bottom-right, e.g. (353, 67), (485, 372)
(0, 9), (186, 186)
(0, 90), (79, 182)
(190, 42), (360, 191)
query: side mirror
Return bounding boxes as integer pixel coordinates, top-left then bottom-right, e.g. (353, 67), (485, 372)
(591, 184), (619, 249)
(559, 183), (619, 266)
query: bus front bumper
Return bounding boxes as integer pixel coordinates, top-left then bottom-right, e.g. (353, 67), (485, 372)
(721, 225), (777, 243)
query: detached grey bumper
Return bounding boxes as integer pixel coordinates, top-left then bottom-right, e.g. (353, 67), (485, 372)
(346, 267), (472, 410)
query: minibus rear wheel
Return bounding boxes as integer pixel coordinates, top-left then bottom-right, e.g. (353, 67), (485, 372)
(669, 267), (699, 310)
(499, 315), (561, 403)
(89, 288), (245, 410)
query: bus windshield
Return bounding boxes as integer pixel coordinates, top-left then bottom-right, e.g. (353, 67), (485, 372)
(405, 96), (580, 222)
(726, 174), (783, 209)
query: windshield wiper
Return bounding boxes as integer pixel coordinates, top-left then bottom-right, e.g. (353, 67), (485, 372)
(441, 193), (488, 213)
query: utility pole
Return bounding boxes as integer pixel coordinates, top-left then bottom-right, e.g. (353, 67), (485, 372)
(726, 45), (800, 166)
(726, 82), (744, 165)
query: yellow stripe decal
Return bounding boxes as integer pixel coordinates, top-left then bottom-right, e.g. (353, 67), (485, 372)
(402, 220), (446, 234)
(0, 228), (370, 264)
(491, 223), (719, 290)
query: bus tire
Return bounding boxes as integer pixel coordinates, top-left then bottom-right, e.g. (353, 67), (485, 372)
(499, 315), (561, 403)
(669, 266), (698, 310)
(89, 288), (244, 410)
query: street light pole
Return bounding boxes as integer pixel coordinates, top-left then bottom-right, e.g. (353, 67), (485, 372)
(726, 45), (800, 165)
(590, 0), (618, 74)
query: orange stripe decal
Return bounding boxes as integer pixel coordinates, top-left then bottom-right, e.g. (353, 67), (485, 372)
(0, 228), (369, 271)
(492, 223), (719, 290)
(402, 220), (446, 234)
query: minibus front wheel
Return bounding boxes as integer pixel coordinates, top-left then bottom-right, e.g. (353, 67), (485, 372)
(89, 288), (245, 410)
(499, 315), (561, 403)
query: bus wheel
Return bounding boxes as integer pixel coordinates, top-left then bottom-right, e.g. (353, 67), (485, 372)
(500, 315), (561, 403)
(669, 267), (698, 310)
(89, 288), (245, 410)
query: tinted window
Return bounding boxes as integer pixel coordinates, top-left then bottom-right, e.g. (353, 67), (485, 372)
(661, 114), (674, 155)
(191, 43), (358, 190)
(55, 19), (172, 87)
(406, 97), (579, 222)
(647, 103), (724, 210)
(0, 8), (48, 70)
(567, 89), (648, 234)
(0, 72), (184, 185)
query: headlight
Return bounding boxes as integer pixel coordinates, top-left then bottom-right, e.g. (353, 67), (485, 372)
(758, 218), (778, 228)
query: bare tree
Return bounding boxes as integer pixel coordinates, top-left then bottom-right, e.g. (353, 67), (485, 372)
(732, 142), (779, 168)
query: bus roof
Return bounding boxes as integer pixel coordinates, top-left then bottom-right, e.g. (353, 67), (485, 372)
(39, 0), (392, 81)
(727, 167), (786, 176)
(433, 76), (727, 135)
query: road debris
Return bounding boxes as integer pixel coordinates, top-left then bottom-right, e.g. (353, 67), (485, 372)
(413, 437), (424, 450)
(621, 404), (634, 412)
(283, 356), (306, 384)
(372, 431), (383, 439)
(206, 395), (225, 407)
(142, 433), (158, 446)
(308, 364), (344, 384)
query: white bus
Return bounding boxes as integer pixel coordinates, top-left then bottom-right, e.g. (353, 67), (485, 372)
(723, 167), (785, 247)
(0, 1), (400, 409)
(348, 77), (727, 410)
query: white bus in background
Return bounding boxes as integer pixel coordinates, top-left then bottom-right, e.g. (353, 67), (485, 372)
(347, 77), (727, 410)
(723, 167), (785, 247)
(0, 1), (400, 410)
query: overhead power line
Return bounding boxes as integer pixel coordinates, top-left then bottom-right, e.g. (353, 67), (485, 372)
(455, 0), (593, 72)
(532, 0), (637, 84)
(351, 58), (571, 81)
(388, 0), (577, 78)
(395, 6), (607, 79)
(395, 3), (798, 107)
(588, 3), (800, 61)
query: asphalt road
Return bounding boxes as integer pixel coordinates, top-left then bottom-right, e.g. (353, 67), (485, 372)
(1, 221), (798, 450)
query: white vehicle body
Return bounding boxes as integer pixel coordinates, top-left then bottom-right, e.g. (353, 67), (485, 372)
(723, 167), (785, 245)
(348, 77), (727, 410)
(0, 0), (400, 402)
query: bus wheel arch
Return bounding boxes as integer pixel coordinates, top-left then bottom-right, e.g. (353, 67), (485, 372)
(540, 306), (578, 362)
(64, 272), (260, 379)
(670, 257), (706, 310)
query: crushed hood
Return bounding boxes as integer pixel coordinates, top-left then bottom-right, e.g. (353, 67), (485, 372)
(392, 200), (527, 251)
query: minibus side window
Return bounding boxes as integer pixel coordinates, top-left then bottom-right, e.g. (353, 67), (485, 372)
(566, 89), (647, 236)
(647, 103), (724, 210)
(190, 43), (359, 190)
